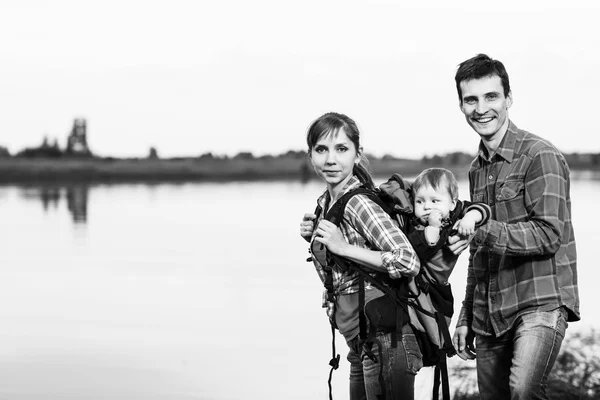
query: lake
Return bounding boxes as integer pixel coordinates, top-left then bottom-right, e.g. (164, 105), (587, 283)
(0, 175), (597, 400)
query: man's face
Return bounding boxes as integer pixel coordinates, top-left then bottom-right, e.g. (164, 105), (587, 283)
(459, 75), (512, 141)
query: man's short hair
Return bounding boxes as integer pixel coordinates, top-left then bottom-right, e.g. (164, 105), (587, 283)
(455, 53), (511, 102)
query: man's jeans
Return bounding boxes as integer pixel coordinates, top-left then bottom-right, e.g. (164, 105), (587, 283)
(476, 307), (568, 400)
(347, 328), (422, 400)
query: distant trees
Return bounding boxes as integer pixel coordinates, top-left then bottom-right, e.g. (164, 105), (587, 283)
(422, 151), (474, 166)
(282, 150), (306, 159)
(3, 133), (600, 172)
(233, 151), (254, 160)
(14, 118), (94, 159)
(564, 152), (600, 169)
(16, 135), (62, 158)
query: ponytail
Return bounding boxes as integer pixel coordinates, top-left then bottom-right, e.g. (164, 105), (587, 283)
(353, 156), (375, 190)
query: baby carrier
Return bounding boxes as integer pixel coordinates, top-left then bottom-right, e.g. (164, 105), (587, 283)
(308, 174), (456, 400)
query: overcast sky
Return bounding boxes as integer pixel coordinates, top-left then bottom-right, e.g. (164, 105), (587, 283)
(1, 0), (598, 159)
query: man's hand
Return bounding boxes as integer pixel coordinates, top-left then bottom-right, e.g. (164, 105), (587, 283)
(452, 326), (476, 361)
(300, 213), (316, 242)
(446, 233), (472, 255)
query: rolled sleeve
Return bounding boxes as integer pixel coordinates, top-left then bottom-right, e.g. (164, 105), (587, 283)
(346, 194), (420, 279)
(382, 248), (420, 279)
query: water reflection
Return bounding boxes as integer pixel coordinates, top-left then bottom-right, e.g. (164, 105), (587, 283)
(66, 186), (88, 223)
(20, 185), (89, 223)
(40, 186), (60, 211)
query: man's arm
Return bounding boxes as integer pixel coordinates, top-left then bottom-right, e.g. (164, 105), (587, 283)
(473, 149), (569, 256)
(456, 246), (476, 329)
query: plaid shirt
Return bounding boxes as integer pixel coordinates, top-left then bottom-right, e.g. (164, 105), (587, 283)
(310, 176), (420, 312)
(457, 121), (580, 336)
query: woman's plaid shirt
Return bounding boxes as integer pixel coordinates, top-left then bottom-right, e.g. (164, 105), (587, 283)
(310, 176), (420, 313)
(457, 121), (580, 336)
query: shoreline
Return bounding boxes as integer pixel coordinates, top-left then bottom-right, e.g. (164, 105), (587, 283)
(0, 157), (598, 185)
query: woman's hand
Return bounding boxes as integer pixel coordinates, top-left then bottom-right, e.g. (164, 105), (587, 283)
(314, 220), (349, 256)
(300, 213), (316, 242)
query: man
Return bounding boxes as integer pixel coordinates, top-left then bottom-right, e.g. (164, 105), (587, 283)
(451, 53), (580, 399)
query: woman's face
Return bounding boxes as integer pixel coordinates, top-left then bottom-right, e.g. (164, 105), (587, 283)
(310, 129), (360, 190)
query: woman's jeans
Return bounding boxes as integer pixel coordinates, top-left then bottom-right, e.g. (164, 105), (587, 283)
(347, 327), (423, 400)
(475, 307), (568, 400)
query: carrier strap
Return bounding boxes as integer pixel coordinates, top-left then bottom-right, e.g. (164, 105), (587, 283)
(327, 324), (340, 400)
(358, 276), (367, 340)
(371, 337), (386, 400)
(437, 311), (455, 355)
(433, 355), (450, 400)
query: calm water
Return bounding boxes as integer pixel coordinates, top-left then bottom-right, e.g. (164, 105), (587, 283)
(0, 175), (598, 400)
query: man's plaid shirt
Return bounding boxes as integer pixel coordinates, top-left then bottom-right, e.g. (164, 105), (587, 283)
(457, 121), (580, 336)
(310, 176), (420, 313)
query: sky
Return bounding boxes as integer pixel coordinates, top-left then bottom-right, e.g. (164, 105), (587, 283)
(1, 0), (599, 159)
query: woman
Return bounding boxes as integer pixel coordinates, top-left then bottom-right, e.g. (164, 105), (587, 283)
(300, 112), (423, 400)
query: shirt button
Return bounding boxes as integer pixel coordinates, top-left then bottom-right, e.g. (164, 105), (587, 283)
(488, 175), (494, 180)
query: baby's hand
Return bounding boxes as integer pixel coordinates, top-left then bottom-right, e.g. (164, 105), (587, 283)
(427, 209), (444, 228)
(456, 212), (478, 236)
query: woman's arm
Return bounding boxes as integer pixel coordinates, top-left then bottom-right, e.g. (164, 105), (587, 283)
(346, 194), (420, 278)
(314, 194), (420, 278)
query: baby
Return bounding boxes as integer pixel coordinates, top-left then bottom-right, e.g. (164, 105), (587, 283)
(407, 167), (490, 285)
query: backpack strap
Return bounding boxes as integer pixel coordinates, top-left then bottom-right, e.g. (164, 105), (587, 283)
(327, 324), (340, 400)
(433, 355), (451, 400)
(309, 203), (340, 400)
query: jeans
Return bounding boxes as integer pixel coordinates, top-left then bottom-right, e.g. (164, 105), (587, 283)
(347, 327), (422, 400)
(476, 307), (568, 400)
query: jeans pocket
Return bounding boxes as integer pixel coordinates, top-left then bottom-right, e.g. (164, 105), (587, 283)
(402, 332), (423, 375)
(519, 308), (568, 338)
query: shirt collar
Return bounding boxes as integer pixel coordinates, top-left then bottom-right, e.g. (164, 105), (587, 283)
(477, 120), (518, 163)
(316, 175), (363, 210)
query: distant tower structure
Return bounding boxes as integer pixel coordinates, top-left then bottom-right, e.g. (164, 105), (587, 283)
(66, 118), (92, 156)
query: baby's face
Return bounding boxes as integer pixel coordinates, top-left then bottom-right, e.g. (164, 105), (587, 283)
(413, 183), (457, 224)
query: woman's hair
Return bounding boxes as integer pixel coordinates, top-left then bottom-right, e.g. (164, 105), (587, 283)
(306, 112), (375, 190)
(455, 53), (511, 102)
(412, 168), (459, 200)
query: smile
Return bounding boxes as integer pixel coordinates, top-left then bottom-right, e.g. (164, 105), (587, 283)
(473, 116), (495, 124)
